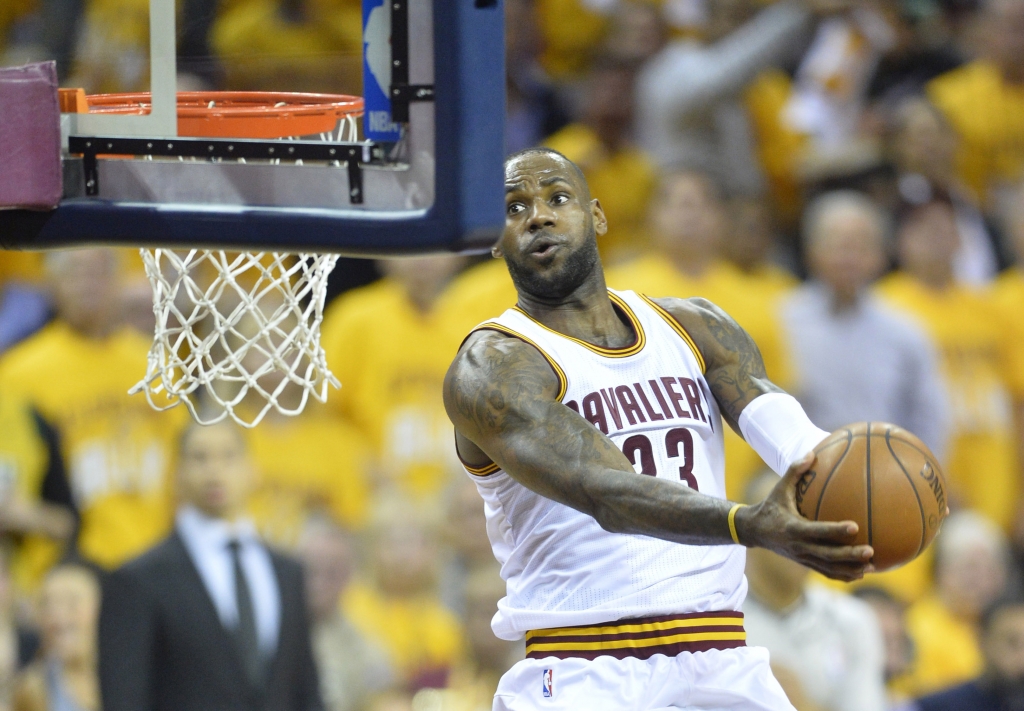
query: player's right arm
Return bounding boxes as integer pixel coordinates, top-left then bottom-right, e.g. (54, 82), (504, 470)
(444, 331), (873, 581)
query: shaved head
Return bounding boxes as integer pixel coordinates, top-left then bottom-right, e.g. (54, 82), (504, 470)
(505, 148), (590, 199)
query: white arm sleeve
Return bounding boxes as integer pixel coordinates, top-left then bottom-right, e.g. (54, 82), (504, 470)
(738, 393), (831, 476)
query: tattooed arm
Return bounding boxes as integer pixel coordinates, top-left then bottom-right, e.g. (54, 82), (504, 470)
(653, 297), (782, 433)
(444, 330), (873, 580)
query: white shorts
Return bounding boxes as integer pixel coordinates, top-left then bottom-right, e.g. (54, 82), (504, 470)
(493, 646), (795, 711)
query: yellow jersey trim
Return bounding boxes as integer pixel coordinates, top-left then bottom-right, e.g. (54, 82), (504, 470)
(523, 612), (746, 659)
(457, 323), (569, 478)
(462, 460), (501, 477)
(639, 294), (706, 373)
(526, 630), (747, 654)
(524, 615), (744, 641)
(511, 291), (646, 358)
(474, 323), (568, 402)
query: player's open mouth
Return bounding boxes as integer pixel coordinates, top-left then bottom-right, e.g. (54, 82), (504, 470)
(528, 238), (560, 259)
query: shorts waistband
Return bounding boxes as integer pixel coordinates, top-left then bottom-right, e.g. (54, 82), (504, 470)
(525, 611), (746, 661)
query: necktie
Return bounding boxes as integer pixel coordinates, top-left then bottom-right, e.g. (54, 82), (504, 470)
(227, 540), (264, 688)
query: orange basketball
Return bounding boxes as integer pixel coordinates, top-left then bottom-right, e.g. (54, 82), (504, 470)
(795, 422), (949, 571)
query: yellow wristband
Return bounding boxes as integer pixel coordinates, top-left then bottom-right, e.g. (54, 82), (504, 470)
(728, 503), (747, 545)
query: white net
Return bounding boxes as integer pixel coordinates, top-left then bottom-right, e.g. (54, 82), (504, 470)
(130, 249), (340, 427)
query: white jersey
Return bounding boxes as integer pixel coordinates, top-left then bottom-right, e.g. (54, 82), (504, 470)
(460, 289), (747, 642)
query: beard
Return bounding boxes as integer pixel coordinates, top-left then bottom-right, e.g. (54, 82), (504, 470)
(505, 230), (601, 301)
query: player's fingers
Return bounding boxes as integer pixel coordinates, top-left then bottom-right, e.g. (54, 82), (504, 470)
(799, 542), (874, 565)
(790, 538), (872, 564)
(800, 564), (858, 583)
(793, 549), (874, 577)
(802, 560), (872, 583)
(789, 518), (859, 543)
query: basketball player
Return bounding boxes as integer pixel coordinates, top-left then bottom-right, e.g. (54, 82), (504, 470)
(443, 149), (874, 710)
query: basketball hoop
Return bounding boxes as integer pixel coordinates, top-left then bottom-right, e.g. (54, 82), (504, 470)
(120, 91), (363, 427)
(81, 90), (363, 140)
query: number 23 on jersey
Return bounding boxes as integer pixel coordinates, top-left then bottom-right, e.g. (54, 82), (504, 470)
(621, 428), (698, 490)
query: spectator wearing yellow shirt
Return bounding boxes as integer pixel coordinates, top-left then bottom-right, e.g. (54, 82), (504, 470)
(607, 169), (793, 499)
(241, 386), (371, 547)
(244, 408), (370, 546)
(877, 195), (1021, 529)
(0, 393), (76, 594)
(544, 57), (658, 264)
(897, 511), (1010, 698)
(343, 498), (464, 693)
(927, 0), (1024, 206)
(0, 249), (185, 569)
(534, 0), (610, 81)
(441, 259), (519, 333)
(321, 256), (470, 508)
(914, 595), (1024, 711)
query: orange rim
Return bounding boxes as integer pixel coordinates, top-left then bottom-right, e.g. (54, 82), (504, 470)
(83, 91), (365, 139)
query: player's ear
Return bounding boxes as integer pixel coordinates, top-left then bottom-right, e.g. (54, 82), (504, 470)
(591, 199), (608, 237)
(491, 243), (504, 259)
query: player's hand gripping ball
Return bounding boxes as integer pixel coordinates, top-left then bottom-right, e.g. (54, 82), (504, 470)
(795, 422), (949, 571)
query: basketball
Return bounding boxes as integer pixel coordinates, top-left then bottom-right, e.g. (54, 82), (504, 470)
(795, 422), (949, 571)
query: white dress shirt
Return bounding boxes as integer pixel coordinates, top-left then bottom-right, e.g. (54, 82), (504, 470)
(744, 586), (887, 711)
(176, 505), (281, 655)
(780, 283), (950, 461)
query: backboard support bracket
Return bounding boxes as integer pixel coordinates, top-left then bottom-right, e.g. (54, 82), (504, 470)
(390, 84), (435, 123)
(387, 0), (437, 124)
(69, 136), (391, 204)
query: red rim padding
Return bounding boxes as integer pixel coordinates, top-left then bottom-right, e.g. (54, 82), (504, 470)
(85, 91), (364, 139)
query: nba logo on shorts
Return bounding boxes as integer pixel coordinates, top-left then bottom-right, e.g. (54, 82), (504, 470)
(542, 669), (554, 698)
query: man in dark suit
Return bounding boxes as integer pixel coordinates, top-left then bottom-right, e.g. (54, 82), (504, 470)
(99, 420), (323, 711)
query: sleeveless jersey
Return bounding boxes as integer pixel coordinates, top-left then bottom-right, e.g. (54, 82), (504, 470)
(460, 289), (747, 641)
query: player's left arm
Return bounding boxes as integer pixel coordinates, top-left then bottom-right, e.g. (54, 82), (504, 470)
(653, 296), (830, 475)
(653, 297), (782, 429)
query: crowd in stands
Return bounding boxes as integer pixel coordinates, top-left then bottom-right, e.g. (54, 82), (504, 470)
(2, 0), (1024, 709)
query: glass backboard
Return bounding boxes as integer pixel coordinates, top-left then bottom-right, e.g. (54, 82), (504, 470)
(0, 0), (505, 255)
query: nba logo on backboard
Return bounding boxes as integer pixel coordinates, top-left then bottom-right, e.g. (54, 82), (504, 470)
(362, 0), (402, 142)
(542, 669), (553, 698)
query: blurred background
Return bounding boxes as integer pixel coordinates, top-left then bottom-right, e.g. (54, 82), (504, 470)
(2, 0), (1024, 709)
